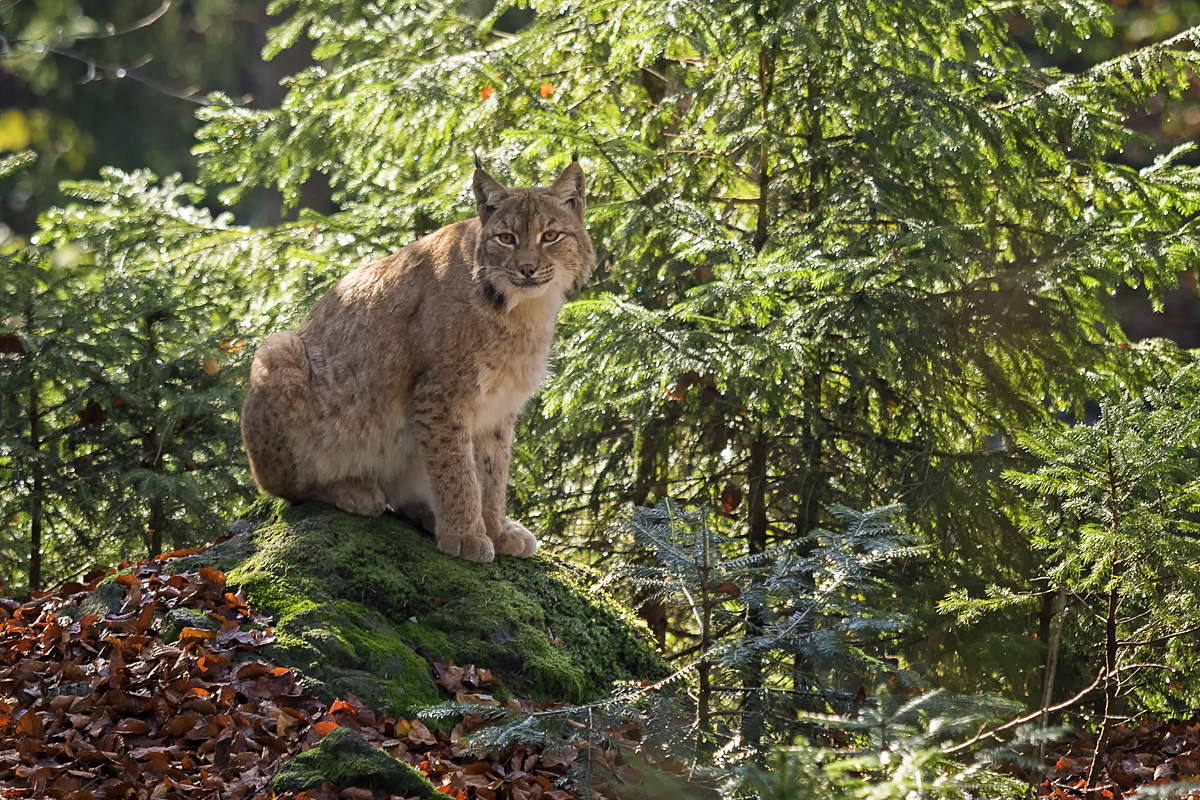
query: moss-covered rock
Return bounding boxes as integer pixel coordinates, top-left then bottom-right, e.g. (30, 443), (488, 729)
(161, 607), (222, 644)
(169, 503), (666, 713)
(55, 582), (125, 622)
(271, 726), (438, 797)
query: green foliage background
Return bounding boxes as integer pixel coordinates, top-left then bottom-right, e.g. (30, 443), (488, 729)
(5, 0), (1200, 782)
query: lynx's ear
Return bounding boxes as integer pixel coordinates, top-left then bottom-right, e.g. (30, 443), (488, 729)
(473, 167), (509, 224)
(548, 160), (586, 220)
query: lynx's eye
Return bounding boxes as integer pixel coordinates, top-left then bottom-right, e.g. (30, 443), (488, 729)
(496, 232), (517, 246)
(540, 230), (563, 244)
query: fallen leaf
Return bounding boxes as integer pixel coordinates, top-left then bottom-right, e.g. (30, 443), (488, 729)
(114, 718), (152, 735)
(178, 627), (216, 643)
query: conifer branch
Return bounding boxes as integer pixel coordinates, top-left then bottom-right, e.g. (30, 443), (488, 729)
(944, 672), (1105, 754)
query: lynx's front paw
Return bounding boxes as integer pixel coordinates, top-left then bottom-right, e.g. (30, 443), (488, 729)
(493, 519), (538, 558)
(438, 519), (495, 563)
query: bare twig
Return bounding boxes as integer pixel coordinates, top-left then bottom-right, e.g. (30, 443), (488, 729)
(0, 2), (217, 106)
(943, 671), (1104, 755)
(1117, 624), (1200, 648)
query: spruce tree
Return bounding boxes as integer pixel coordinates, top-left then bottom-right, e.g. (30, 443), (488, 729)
(0, 162), (255, 590)
(183, 0), (1200, 559)
(945, 368), (1200, 788)
(24, 0), (1200, 684)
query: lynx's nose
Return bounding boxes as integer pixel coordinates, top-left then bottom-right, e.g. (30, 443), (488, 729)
(518, 263), (537, 279)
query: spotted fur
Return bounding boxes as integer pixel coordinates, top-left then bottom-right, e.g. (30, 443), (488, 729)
(241, 162), (596, 562)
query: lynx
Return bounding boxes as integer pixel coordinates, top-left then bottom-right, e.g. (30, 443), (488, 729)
(241, 159), (596, 563)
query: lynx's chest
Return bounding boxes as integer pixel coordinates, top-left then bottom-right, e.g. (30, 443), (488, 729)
(472, 324), (554, 433)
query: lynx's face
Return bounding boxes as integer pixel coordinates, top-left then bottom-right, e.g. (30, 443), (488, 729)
(473, 162), (596, 310)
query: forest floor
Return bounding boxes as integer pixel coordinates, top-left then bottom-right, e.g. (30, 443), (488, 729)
(0, 540), (1196, 800)
(0, 542), (643, 800)
(1040, 720), (1200, 799)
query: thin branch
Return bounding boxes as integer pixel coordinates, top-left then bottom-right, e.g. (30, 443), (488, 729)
(77, 1), (173, 40)
(666, 620), (740, 662)
(1117, 623), (1200, 648)
(997, 25), (1200, 111)
(943, 671), (1104, 755)
(0, 2), (218, 106)
(47, 46), (213, 106)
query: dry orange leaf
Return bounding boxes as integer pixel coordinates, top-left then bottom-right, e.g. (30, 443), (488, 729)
(481, 86), (493, 101)
(178, 627), (216, 642)
(408, 719), (437, 745)
(163, 712), (200, 738)
(277, 709), (299, 738)
(197, 566), (226, 588)
(14, 710), (43, 737)
(539, 83), (553, 98)
(330, 698), (358, 715)
(236, 661), (271, 680)
(136, 603), (155, 632)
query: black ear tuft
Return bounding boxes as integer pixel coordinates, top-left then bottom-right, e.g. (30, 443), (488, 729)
(473, 167), (509, 224)
(548, 160), (586, 220)
(474, 153), (483, 169)
(571, 149), (579, 163)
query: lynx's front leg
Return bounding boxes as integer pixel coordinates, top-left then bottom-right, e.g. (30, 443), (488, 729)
(411, 387), (494, 563)
(476, 416), (538, 558)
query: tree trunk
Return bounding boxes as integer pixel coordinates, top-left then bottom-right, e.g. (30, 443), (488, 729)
(23, 278), (43, 593)
(1086, 586), (1120, 789)
(696, 521), (715, 752)
(741, 435), (769, 748)
(747, 436), (769, 556)
(142, 313), (165, 558)
(1039, 584), (1068, 763)
(1088, 445), (1123, 790)
(28, 381), (42, 592)
(752, 45), (776, 254)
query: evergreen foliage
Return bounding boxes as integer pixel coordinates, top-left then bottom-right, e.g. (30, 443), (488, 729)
(620, 501), (918, 750)
(0, 160), (253, 591)
(422, 501), (1024, 796)
(743, 693), (1029, 800)
(942, 368), (1200, 781)
(41, 0), (1200, 570)
(6, 0), (1200, 792)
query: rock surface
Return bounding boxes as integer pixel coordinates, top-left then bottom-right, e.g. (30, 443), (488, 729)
(169, 502), (666, 714)
(271, 726), (438, 797)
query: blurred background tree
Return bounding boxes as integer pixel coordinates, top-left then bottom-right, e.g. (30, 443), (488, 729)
(0, 0), (332, 240)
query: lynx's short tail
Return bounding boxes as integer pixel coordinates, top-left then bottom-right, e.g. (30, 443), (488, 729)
(241, 331), (313, 499)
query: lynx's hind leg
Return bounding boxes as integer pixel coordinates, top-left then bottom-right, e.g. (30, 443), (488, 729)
(242, 331), (313, 499)
(244, 334), (386, 516)
(308, 478), (387, 517)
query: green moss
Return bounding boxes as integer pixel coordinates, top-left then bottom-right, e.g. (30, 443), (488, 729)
(271, 726), (438, 798)
(165, 502), (667, 711)
(397, 620), (457, 662)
